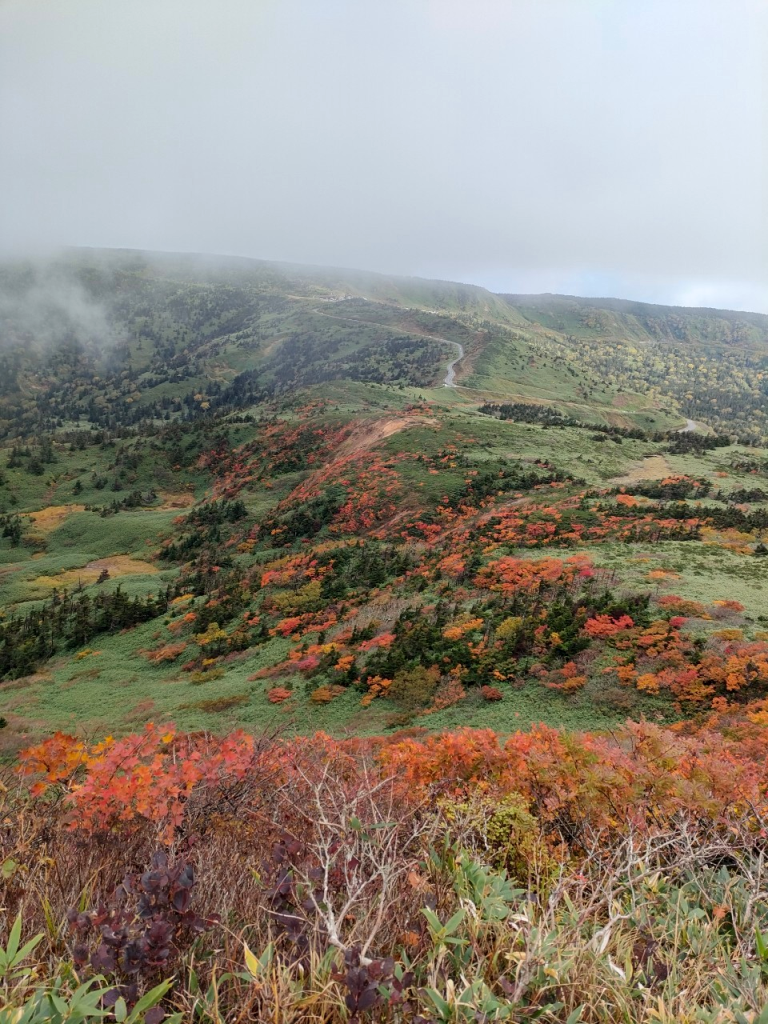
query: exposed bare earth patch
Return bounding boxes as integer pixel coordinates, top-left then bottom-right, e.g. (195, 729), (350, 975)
(334, 415), (436, 461)
(261, 333), (290, 357)
(603, 411), (634, 429)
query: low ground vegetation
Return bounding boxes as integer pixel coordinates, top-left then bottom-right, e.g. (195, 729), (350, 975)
(6, 719), (768, 1021)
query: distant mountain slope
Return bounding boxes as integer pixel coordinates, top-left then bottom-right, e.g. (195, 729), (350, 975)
(477, 292), (768, 439)
(1, 249), (768, 441)
(502, 292), (768, 347)
(68, 247), (523, 321)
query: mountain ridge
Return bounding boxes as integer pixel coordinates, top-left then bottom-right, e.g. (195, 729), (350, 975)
(65, 245), (768, 319)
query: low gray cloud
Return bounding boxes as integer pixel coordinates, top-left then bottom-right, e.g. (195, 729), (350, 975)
(0, 262), (119, 353)
(1, 0), (766, 311)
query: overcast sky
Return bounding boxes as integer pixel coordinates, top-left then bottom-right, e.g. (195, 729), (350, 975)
(1, 0), (766, 311)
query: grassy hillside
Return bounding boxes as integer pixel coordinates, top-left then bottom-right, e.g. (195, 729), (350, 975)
(7, 252), (768, 1022)
(2, 249), (768, 752)
(494, 293), (768, 437)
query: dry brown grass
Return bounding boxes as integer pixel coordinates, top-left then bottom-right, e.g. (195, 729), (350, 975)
(31, 555), (158, 591)
(28, 505), (86, 534)
(609, 453), (673, 485)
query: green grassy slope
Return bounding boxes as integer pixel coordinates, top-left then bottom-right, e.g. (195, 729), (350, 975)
(493, 293), (768, 437)
(2, 250), (768, 752)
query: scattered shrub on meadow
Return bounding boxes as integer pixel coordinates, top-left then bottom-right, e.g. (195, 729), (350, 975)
(479, 685), (503, 702)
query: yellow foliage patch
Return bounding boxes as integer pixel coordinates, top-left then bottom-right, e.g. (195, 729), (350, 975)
(609, 455), (673, 485)
(712, 628), (744, 641)
(33, 556), (158, 590)
(443, 617), (484, 641)
(29, 505), (86, 533)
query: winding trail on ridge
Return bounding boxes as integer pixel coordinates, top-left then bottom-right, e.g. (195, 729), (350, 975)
(442, 342), (464, 387)
(308, 303), (697, 427)
(310, 304), (465, 388)
(309, 303), (630, 408)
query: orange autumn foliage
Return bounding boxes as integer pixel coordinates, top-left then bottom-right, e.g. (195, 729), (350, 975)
(583, 614), (634, 638)
(474, 555), (589, 597)
(442, 617), (484, 641)
(267, 686), (293, 704)
(143, 642), (187, 663)
(360, 675), (392, 707)
(358, 632), (396, 652)
(18, 717), (768, 845)
(17, 723), (260, 841)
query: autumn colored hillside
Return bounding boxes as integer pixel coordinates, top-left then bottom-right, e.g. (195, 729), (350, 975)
(2, 250), (768, 749)
(4, 252), (768, 1019)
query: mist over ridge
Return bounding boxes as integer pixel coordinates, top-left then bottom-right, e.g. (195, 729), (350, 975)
(2, 0), (766, 312)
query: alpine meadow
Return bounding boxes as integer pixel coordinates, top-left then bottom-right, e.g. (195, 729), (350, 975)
(3, 248), (768, 1021)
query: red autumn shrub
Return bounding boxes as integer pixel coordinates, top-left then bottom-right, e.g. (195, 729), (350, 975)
(584, 614), (634, 638)
(144, 642), (187, 663)
(480, 685), (503, 701)
(267, 686), (292, 704)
